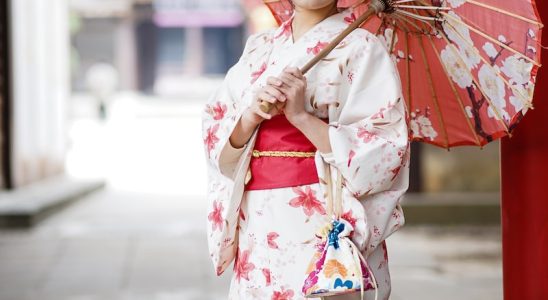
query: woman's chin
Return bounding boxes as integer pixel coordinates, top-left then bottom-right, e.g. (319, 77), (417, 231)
(292, 0), (337, 11)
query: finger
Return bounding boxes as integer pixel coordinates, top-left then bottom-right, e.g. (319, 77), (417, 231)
(275, 100), (286, 112)
(258, 91), (278, 103)
(282, 70), (303, 82)
(266, 76), (283, 87)
(264, 85), (287, 101)
(278, 72), (304, 91)
(283, 66), (304, 78)
(277, 73), (297, 88)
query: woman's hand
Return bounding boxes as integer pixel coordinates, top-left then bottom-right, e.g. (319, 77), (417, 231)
(273, 66), (309, 125)
(229, 76), (288, 148)
(270, 66), (332, 154)
(242, 79), (287, 128)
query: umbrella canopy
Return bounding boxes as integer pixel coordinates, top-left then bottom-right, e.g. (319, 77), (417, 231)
(262, 0), (543, 149)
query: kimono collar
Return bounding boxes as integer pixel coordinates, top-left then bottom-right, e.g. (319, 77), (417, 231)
(272, 6), (355, 46)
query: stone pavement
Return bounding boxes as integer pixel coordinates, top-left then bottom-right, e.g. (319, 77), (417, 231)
(0, 93), (502, 300)
(0, 188), (502, 300)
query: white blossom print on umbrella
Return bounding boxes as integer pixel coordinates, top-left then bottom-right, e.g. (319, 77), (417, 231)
(320, 0), (544, 148)
(409, 106), (439, 141)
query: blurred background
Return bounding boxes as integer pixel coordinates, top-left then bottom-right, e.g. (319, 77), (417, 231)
(0, 0), (501, 299)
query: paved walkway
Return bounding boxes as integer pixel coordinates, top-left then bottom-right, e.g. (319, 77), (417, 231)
(0, 93), (502, 300)
(0, 187), (502, 300)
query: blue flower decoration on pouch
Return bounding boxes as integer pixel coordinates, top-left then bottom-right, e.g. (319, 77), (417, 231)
(334, 277), (353, 290)
(327, 220), (346, 249)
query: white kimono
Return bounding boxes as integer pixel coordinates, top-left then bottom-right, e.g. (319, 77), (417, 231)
(202, 6), (410, 300)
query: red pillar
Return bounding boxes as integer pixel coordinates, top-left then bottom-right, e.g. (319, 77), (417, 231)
(500, 3), (548, 299)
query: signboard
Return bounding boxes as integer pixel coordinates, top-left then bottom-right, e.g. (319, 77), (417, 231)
(153, 0), (244, 27)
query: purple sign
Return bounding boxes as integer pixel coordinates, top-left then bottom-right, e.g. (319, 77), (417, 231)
(153, 0), (244, 27)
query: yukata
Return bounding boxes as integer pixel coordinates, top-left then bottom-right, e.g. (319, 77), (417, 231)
(201, 6), (411, 300)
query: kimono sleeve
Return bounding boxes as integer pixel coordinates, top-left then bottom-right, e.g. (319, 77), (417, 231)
(321, 32), (410, 198)
(201, 31), (268, 276)
(201, 32), (262, 180)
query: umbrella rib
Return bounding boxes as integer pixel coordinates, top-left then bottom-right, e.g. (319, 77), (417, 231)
(398, 10), (440, 22)
(392, 12), (429, 34)
(391, 17), (414, 112)
(389, 21), (398, 54)
(441, 12), (541, 67)
(463, 0), (544, 27)
(394, 5), (450, 11)
(443, 21), (534, 110)
(439, 33), (511, 134)
(425, 35), (482, 146)
(417, 33), (450, 148)
(404, 30), (412, 112)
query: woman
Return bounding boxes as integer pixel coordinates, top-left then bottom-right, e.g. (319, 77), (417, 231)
(202, 1), (410, 299)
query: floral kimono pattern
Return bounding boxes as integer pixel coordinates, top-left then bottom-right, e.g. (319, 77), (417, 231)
(201, 6), (410, 300)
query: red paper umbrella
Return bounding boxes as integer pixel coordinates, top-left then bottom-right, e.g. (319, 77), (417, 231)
(262, 0), (543, 148)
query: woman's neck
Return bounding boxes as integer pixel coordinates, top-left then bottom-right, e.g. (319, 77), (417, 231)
(291, 3), (338, 42)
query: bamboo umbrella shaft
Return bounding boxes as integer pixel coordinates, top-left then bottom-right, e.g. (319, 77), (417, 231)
(259, 2), (382, 113)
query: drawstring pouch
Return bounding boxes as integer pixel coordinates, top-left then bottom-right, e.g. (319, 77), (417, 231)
(301, 163), (378, 300)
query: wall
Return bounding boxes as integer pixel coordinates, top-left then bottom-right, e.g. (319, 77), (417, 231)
(10, 0), (70, 187)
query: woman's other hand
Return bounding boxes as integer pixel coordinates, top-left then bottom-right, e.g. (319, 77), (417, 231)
(274, 66), (308, 125)
(242, 77), (287, 127)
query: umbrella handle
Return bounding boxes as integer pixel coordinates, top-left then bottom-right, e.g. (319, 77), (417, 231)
(259, 2), (383, 113)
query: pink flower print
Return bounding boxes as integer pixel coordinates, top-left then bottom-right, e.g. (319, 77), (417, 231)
(251, 62), (267, 84)
(216, 265), (224, 276)
(205, 101), (227, 120)
(267, 232), (280, 249)
(289, 186), (326, 216)
(390, 165), (402, 181)
(341, 209), (357, 238)
(341, 210), (357, 229)
(347, 149), (356, 167)
(376, 205), (387, 216)
(347, 71), (354, 84)
(344, 12), (357, 24)
(307, 41), (329, 55)
(204, 123), (220, 157)
(234, 248), (255, 282)
(271, 287), (294, 300)
(373, 225), (381, 237)
(382, 240), (389, 262)
(371, 107), (386, 119)
(207, 200), (224, 232)
(392, 210), (401, 221)
(357, 127), (376, 143)
(262, 268), (272, 286)
(239, 208), (246, 221)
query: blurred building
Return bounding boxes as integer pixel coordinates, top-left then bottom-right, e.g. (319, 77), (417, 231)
(70, 0), (263, 95)
(0, 0), (501, 195)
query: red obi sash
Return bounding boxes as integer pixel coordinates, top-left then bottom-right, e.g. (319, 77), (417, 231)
(244, 114), (327, 191)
